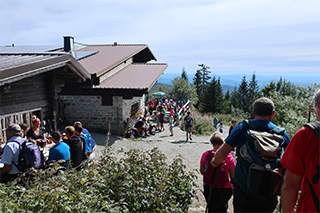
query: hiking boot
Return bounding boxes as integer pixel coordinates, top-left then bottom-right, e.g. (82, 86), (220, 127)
(189, 135), (192, 140)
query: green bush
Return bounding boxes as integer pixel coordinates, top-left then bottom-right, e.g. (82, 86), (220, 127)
(0, 148), (197, 212)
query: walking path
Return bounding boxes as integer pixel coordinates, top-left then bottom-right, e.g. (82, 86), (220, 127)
(91, 124), (232, 212)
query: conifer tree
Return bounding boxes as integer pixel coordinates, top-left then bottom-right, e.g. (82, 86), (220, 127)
(181, 68), (188, 82)
(193, 70), (202, 97)
(238, 75), (250, 113)
(248, 72), (260, 108)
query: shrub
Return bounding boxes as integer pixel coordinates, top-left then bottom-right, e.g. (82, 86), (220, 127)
(0, 148), (197, 212)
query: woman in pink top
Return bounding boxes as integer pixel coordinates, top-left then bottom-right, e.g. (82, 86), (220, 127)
(200, 132), (236, 213)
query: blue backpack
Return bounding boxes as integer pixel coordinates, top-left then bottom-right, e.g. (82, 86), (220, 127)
(82, 133), (95, 153)
(234, 120), (287, 200)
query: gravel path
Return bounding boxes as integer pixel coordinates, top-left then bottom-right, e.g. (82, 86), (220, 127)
(91, 124), (232, 213)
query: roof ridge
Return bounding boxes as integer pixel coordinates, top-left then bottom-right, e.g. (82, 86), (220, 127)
(132, 63), (168, 65)
(0, 52), (68, 56)
(88, 44), (147, 47)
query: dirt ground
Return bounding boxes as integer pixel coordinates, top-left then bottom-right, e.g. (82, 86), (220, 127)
(91, 122), (233, 213)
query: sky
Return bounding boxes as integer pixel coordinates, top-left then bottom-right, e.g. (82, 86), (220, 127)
(1, 0), (319, 83)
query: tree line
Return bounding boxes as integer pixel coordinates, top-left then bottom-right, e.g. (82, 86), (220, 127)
(157, 65), (319, 137)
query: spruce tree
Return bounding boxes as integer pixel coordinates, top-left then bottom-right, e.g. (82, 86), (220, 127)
(238, 75), (250, 113)
(181, 68), (188, 81)
(248, 72), (260, 107)
(193, 70), (202, 97)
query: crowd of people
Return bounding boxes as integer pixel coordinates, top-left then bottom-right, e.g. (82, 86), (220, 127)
(125, 97), (186, 138)
(200, 89), (320, 213)
(0, 116), (96, 183)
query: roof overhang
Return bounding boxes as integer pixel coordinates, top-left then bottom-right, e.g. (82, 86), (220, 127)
(0, 53), (91, 86)
(94, 63), (167, 92)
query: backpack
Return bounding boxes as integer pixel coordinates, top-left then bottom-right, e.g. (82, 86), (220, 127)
(11, 139), (44, 173)
(185, 116), (192, 127)
(81, 133), (95, 153)
(234, 120), (287, 200)
(304, 121), (320, 212)
(204, 150), (229, 188)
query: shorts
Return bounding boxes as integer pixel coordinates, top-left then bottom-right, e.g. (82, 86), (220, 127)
(186, 127), (192, 133)
(169, 125), (173, 131)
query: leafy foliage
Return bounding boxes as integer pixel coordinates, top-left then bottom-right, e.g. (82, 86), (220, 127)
(171, 76), (198, 104)
(0, 148), (197, 213)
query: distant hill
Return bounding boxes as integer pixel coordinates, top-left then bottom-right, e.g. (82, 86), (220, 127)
(150, 83), (172, 95)
(151, 81), (234, 95)
(157, 72), (318, 93)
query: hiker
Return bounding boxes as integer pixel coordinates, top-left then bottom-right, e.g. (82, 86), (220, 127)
(183, 111), (194, 142)
(63, 126), (85, 171)
(228, 120), (237, 134)
(46, 131), (70, 170)
(158, 110), (166, 132)
(0, 124), (23, 183)
(217, 122), (223, 133)
(74, 122), (96, 158)
(19, 123), (29, 139)
(281, 89), (320, 213)
(213, 117), (219, 129)
(211, 97), (291, 212)
(169, 115), (174, 136)
(200, 132), (235, 213)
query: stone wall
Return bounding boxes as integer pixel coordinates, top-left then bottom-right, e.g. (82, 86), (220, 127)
(59, 94), (145, 135)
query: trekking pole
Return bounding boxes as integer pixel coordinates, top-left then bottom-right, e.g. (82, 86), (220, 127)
(205, 167), (218, 213)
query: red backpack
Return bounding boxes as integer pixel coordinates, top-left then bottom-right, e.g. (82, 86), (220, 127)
(203, 150), (229, 188)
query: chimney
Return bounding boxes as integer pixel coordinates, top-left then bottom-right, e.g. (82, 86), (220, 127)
(63, 36), (74, 52)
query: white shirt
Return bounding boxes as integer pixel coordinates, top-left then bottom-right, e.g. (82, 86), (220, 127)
(1, 136), (22, 174)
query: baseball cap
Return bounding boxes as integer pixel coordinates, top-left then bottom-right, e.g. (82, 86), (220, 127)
(232, 120), (237, 123)
(6, 124), (21, 133)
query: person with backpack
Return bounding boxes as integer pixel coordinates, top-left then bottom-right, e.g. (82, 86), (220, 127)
(74, 122), (95, 158)
(281, 89), (320, 213)
(184, 111), (194, 142)
(200, 132), (235, 212)
(0, 124), (23, 183)
(211, 97), (291, 212)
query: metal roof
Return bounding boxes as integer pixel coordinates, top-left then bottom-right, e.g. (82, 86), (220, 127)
(0, 53), (90, 86)
(0, 45), (62, 53)
(95, 63), (167, 90)
(76, 44), (156, 76)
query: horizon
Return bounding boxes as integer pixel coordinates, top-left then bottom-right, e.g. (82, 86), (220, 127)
(157, 71), (318, 87)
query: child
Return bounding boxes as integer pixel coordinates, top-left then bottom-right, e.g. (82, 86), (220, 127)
(200, 132), (235, 213)
(217, 121), (223, 133)
(168, 116), (174, 136)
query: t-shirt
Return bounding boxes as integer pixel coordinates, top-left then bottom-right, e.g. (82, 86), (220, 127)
(1, 136), (22, 174)
(184, 116), (193, 127)
(225, 119), (291, 155)
(280, 126), (320, 213)
(47, 141), (71, 169)
(27, 128), (44, 140)
(200, 150), (236, 188)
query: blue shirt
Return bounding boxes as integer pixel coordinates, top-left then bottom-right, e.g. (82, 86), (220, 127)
(47, 141), (71, 169)
(225, 119), (291, 154)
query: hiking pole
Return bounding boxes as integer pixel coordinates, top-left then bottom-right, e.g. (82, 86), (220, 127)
(205, 167), (218, 213)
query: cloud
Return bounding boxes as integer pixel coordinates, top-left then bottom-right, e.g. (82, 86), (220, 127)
(1, 0), (319, 80)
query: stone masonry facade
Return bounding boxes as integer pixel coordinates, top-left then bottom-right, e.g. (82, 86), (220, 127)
(59, 94), (145, 135)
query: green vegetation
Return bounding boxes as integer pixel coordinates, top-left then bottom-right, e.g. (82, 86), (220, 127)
(0, 148), (197, 212)
(171, 66), (319, 138)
